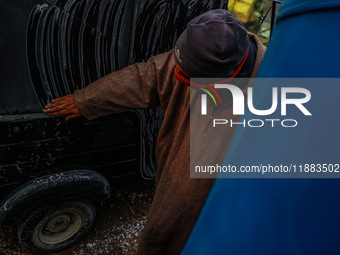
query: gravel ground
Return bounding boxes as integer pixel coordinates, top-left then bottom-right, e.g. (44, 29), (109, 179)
(0, 176), (155, 255)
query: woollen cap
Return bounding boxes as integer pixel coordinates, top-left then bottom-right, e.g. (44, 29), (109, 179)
(174, 9), (250, 78)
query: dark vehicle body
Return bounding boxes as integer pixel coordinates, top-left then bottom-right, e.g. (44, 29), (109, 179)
(0, 0), (227, 252)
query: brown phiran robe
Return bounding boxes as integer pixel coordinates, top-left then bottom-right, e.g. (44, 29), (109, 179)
(74, 33), (266, 255)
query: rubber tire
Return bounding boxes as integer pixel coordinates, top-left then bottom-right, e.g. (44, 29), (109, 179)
(17, 199), (96, 254)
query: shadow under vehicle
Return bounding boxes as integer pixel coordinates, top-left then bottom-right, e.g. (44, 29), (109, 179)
(0, 0), (228, 253)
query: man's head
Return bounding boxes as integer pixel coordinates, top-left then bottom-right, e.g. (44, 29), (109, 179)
(174, 9), (254, 79)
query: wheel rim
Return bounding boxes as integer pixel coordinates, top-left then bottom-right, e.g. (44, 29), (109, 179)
(39, 211), (83, 244)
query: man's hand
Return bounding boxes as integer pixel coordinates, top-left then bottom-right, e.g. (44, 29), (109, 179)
(43, 94), (82, 120)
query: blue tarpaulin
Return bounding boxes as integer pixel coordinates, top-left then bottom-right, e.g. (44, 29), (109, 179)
(182, 1), (340, 254)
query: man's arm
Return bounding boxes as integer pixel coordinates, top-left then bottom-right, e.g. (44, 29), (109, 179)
(44, 50), (176, 120)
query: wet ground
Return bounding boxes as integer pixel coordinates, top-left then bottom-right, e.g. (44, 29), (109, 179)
(0, 176), (155, 255)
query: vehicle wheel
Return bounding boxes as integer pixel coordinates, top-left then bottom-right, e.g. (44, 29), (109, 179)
(17, 199), (96, 253)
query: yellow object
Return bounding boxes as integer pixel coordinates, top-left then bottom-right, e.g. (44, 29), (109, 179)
(234, 2), (252, 16)
(228, 0), (257, 23)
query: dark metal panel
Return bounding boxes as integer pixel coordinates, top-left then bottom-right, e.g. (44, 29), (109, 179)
(0, 112), (140, 201)
(0, 0), (45, 114)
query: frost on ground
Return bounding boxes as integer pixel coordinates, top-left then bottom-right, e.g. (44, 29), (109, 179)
(74, 216), (148, 255)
